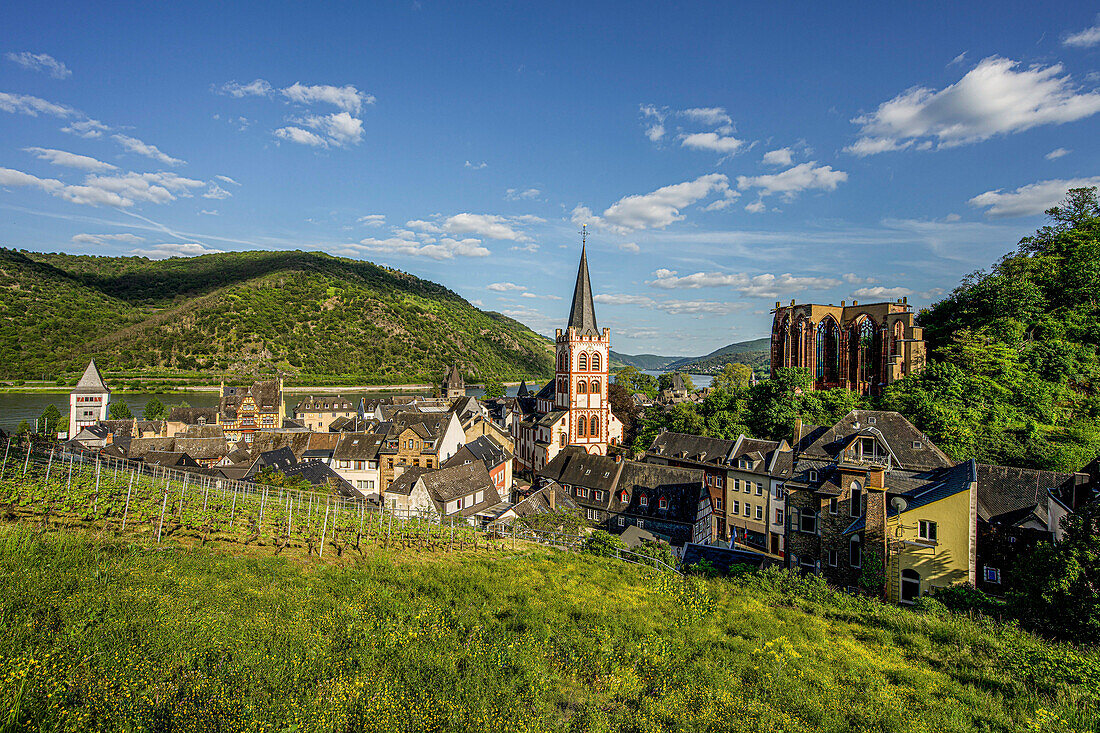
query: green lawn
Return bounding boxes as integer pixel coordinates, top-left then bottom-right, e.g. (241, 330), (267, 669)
(0, 528), (1096, 732)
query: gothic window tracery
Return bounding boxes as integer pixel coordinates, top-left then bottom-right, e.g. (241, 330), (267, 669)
(591, 352), (601, 371)
(578, 353), (588, 371)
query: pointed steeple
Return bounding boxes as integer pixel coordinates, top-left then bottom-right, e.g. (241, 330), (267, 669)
(517, 380), (530, 398)
(73, 359), (109, 394)
(567, 243), (599, 337)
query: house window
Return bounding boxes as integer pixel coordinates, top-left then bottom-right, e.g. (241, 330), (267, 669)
(744, 503), (751, 517)
(744, 481), (751, 494)
(755, 482), (763, 495)
(594, 490), (603, 501)
(983, 566), (1001, 584)
(731, 500), (739, 515)
(639, 495), (648, 507)
(587, 508), (600, 522)
(850, 483), (863, 517)
(809, 470), (818, 482)
(849, 535), (862, 568)
(716, 476), (724, 488)
(912, 441), (922, 449)
(901, 569), (921, 603)
(754, 505), (763, 520)
(775, 509), (784, 525)
(590, 380), (600, 394)
(918, 520), (937, 541)
(799, 509), (817, 534)
(590, 416), (599, 436)
(618, 517), (625, 527)
(716, 498), (723, 511)
(829, 497), (838, 514)
(637, 519), (645, 528)
(659, 497), (668, 509)
(868, 416), (877, 425)
(580, 488), (589, 499)
(828, 550), (838, 567)
(733, 479), (740, 491)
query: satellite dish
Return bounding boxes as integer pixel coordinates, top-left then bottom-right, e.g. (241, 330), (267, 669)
(890, 496), (908, 512)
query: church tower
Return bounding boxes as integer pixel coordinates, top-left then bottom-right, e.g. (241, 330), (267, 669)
(68, 359), (110, 438)
(554, 238), (611, 454)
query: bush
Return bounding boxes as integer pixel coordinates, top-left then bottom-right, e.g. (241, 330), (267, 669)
(930, 583), (1006, 617)
(581, 530), (625, 558)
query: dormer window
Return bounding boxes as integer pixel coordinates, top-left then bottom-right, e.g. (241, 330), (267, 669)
(868, 416), (877, 425)
(912, 441), (922, 449)
(619, 490), (628, 502)
(809, 470), (818, 482)
(659, 497), (668, 509)
(640, 494), (648, 507)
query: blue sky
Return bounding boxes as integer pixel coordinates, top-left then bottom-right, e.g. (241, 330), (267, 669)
(2, 2), (1099, 356)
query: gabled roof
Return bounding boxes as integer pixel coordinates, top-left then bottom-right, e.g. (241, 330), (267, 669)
(539, 446), (623, 492)
(442, 434), (512, 470)
(647, 431), (736, 465)
(73, 359), (109, 395)
(977, 463), (1084, 527)
(167, 407), (217, 425)
(419, 461), (501, 516)
(800, 410), (952, 470)
(258, 447), (296, 471)
(143, 451), (198, 468)
(567, 245), (599, 336)
(387, 466), (428, 496)
(844, 460), (977, 534)
(534, 379), (555, 401)
(280, 460), (358, 497)
(443, 364), (464, 389)
(333, 431), (385, 461)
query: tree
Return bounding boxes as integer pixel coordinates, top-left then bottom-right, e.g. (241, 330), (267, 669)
(39, 404), (63, 436)
(745, 367), (812, 442)
(15, 419), (31, 436)
(1010, 500), (1100, 643)
(608, 382), (640, 442)
(614, 366), (658, 399)
(658, 371), (695, 392)
(713, 363), (752, 392)
(109, 401), (133, 420)
(143, 396), (168, 421)
(582, 530), (625, 558)
(483, 379), (506, 399)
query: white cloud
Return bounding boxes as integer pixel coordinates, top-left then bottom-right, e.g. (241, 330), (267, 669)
(443, 213), (527, 241)
(61, 118), (109, 138)
(1064, 21), (1100, 48)
(199, 209), (219, 216)
(520, 292), (562, 300)
(744, 200), (766, 214)
(680, 131), (745, 154)
(405, 219), (443, 233)
(113, 135), (184, 165)
(202, 183), (232, 200)
(72, 233), (145, 245)
(847, 57), (1100, 154)
(358, 214), (386, 226)
(282, 82), (374, 113)
(680, 107), (732, 126)
(943, 213), (961, 222)
(215, 174), (241, 186)
(948, 52), (968, 67)
(851, 286), (912, 300)
(647, 268), (840, 297)
(220, 79), (273, 98)
(487, 282), (526, 292)
(594, 293), (654, 305)
(654, 299), (742, 315)
(6, 52), (71, 79)
(274, 126), (327, 147)
(131, 242), (223, 259)
(0, 91), (75, 117)
(464, 160), (488, 169)
(619, 242), (641, 253)
(640, 104), (667, 142)
(297, 111), (363, 146)
(843, 273), (876, 284)
(23, 147), (115, 172)
(357, 235), (490, 260)
(470, 299), (484, 307)
(505, 187), (540, 200)
(585, 173), (731, 232)
(918, 287), (946, 300)
(762, 147), (794, 166)
(0, 167), (203, 208)
(511, 242), (540, 253)
(737, 162), (847, 200)
(968, 177), (1100, 218)
(1045, 147), (1070, 160)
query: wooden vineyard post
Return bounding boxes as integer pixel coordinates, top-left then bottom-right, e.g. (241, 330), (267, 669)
(450, 517), (454, 552)
(94, 458), (101, 521)
(45, 449), (54, 484)
(0, 436), (10, 481)
(22, 444), (31, 476)
(157, 491), (168, 543)
(319, 498), (330, 558)
(230, 487), (238, 527)
(121, 472), (135, 531)
(203, 483), (209, 513)
(259, 487), (267, 536)
(387, 511), (393, 548)
(66, 454), (74, 494)
(286, 491), (293, 538)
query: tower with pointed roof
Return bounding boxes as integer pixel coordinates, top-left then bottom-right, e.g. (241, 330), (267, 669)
(442, 364), (466, 399)
(68, 359), (110, 438)
(555, 241), (611, 455)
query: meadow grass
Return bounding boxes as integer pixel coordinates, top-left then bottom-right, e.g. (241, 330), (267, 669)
(0, 526), (1096, 732)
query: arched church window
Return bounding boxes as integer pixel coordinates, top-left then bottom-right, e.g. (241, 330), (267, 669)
(816, 318), (839, 382)
(577, 416), (586, 436)
(590, 416), (599, 435)
(577, 380), (587, 394)
(892, 320), (904, 355)
(591, 352), (601, 371)
(850, 317), (877, 384)
(590, 379), (600, 395)
(578, 353), (588, 371)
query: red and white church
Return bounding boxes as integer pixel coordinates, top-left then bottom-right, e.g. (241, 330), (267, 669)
(512, 244), (624, 474)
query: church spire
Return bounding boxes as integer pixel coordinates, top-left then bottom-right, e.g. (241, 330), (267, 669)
(567, 229), (599, 337)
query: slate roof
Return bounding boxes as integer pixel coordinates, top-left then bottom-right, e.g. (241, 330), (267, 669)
(247, 432), (314, 461)
(177, 424), (224, 439)
(220, 379), (281, 419)
(166, 407), (217, 425)
(258, 447), (296, 471)
(174, 437), (230, 461)
(73, 359), (109, 394)
(333, 432), (386, 461)
(977, 463), (1083, 526)
(799, 410), (953, 471)
(443, 364), (464, 389)
(420, 461), (501, 517)
(567, 245), (599, 336)
(385, 411), (452, 446)
(539, 447), (623, 492)
(126, 437), (176, 458)
(280, 460), (358, 497)
(503, 481), (579, 520)
(517, 381), (531, 398)
(534, 379), (555, 401)
(648, 431), (735, 465)
(143, 451), (198, 468)
(844, 460), (977, 534)
(294, 395), (356, 412)
(387, 466), (429, 496)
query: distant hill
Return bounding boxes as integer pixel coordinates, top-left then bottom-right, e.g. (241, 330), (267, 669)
(667, 338), (771, 374)
(608, 351), (686, 371)
(0, 248), (553, 383)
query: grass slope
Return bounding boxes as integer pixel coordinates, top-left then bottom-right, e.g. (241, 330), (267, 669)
(0, 528), (1096, 732)
(0, 248), (553, 383)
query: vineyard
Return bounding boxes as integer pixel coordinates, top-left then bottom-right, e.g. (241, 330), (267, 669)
(0, 440), (581, 558)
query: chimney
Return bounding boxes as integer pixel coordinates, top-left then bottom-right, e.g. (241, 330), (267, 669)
(547, 483), (556, 510)
(793, 417), (803, 447)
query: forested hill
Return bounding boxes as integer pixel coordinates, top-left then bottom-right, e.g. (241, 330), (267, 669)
(882, 188), (1100, 471)
(0, 248), (554, 383)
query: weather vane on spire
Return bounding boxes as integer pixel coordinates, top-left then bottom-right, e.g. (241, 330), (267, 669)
(579, 224), (587, 247)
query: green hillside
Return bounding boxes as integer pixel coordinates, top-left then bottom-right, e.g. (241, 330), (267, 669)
(609, 351), (686, 370)
(669, 337), (772, 373)
(1, 528), (1095, 732)
(0, 248), (553, 384)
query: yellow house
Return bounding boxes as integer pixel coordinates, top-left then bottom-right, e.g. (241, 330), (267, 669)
(846, 459), (977, 603)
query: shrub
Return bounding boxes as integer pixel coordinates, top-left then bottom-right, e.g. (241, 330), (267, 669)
(581, 530), (625, 558)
